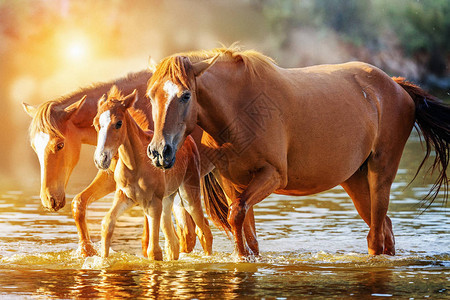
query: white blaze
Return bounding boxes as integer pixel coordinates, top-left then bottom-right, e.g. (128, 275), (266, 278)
(33, 131), (50, 183)
(163, 80), (180, 111)
(95, 110), (111, 158)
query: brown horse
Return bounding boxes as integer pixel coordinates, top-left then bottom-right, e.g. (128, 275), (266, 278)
(147, 47), (449, 258)
(93, 87), (212, 260)
(22, 70), (198, 256)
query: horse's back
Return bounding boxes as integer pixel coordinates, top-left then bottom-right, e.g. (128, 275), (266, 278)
(272, 62), (414, 194)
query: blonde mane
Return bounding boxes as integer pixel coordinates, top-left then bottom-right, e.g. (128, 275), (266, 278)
(29, 101), (66, 140)
(106, 85), (123, 101)
(28, 70), (150, 139)
(149, 45), (277, 89)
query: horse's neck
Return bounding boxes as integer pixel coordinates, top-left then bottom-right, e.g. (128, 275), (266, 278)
(196, 66), (250, 143)
(118, 113), (149, 172)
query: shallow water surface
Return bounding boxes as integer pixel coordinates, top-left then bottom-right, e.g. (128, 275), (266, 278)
(0, 134), (448, 299)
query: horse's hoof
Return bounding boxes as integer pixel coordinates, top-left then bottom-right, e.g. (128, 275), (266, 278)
(232, 249), (255, 262)
(148, 250), (163, 261)
(383, 248), (395, 256)
(233, 254), (256, 262)
(78, 242), (98, 257)
(165, 248), (180, 261)
(142, 249), (148, 258)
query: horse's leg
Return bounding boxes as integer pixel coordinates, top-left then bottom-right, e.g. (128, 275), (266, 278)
(366, 142), (408, 256)
(341, 167), (395, 255)
(216, 173), (259, 255)
(160, 194), (180, 260)
(366, 163), (393, 255)
(172, 196), (197, 253)
(145, 196), (163, 261)
(180, 181), (213, 255)
(228, 165), (281, 258)
(101, 190), (134, 258)
(72, 170), (116, 257)
(142, 215), (149, 257)
(243, 207), (259, 256)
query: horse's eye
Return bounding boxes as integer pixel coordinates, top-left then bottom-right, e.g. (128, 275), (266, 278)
(56, 142), (64, 151)
(180, 92), (191, 103)
(115, 121), (122, 129)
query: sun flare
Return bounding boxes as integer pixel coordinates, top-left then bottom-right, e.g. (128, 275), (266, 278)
(66, 40), (88, 61)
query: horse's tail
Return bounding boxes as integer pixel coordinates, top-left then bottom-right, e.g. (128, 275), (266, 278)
(393, 77), (450, 204)
(201, 172), (231, 235)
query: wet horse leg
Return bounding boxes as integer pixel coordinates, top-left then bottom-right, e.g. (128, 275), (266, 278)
(144, 199), (196, 256)
(145, 196), (163, 261)
(341, 166), (395, 255)
(227, 165), (281, 258)
(243, 207), (259, 256)
(217, 174), (259, 256)
(172, 196), (197, 253)
(101, 190), (135, 258)
(142, 215), (149, 257)
(160, 194), (180, 260)
(72, 169), (116, 257)
(180, 177), (213, 255)
(366, 152), (402, 255)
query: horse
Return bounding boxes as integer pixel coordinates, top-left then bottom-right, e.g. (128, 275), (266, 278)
(22, 70), (198, 256)
(146, 46), (449, 258)
(93, 86), (213, 260)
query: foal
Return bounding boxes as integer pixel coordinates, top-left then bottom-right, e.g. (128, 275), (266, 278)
(93, 86), (212, 260)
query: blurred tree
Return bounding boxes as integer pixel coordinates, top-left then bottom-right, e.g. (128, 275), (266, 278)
(251, 0), (449, 78)
(312, 0), (380, 49)
(386, 0), (450, 76)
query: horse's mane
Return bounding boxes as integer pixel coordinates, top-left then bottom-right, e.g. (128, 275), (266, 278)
(106, 85), (124, 102)
(29, 69), (151, 139)
(29, 101), (65, 139)
(149, 45), (277, 89)
(100, 85), (151, 135)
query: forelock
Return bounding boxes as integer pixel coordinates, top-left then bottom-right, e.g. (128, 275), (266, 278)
(148, 56), (192, 95)
(29, 101), (65, 140)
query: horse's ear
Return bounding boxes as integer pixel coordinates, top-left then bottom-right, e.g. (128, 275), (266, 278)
(122, 89), (137, 109)
(148, 56), (157, 73)
(192, 53), (220, 77)
(64, 95), (87, 119)
(98, 94), (107, 109)
(22, 102), (37, 118)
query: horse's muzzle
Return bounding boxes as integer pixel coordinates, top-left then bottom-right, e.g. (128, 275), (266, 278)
(41, 194), (66, 212)
(94, 151), (111, 170)
(147, 144), (176, 169)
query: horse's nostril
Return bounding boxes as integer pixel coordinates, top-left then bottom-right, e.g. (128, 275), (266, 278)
(163, 145), (172, 159)
(50, 197), (56, 208)
(152, 149), (160, 159)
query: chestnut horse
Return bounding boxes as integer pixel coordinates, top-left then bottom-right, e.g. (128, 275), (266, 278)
(22, 70), (198, 256)
(93, 87), (212, 260)
(147, 47), (449, 258)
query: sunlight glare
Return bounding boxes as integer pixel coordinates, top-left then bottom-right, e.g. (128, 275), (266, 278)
(66, 41), (88, 61)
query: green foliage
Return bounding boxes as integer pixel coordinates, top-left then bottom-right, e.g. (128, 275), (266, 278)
(312, 0), (380, 47)
(385, 0), (450, 54)
(254, 0), (450, 58)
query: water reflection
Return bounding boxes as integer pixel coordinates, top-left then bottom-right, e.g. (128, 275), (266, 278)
(0, 257), (448, 298)
(0, 136), (448, 298)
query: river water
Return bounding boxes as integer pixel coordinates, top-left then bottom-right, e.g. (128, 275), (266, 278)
(0, 132), (448, 299)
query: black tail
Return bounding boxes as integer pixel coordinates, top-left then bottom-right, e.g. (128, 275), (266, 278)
(201, 172), (231, 234)
(394, 77), (450, 204)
